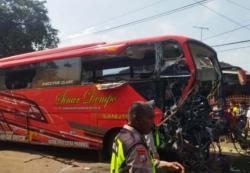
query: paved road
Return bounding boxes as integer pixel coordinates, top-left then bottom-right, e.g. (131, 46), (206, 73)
(0, 141), (249, 173)
(0, 142), (109, 173)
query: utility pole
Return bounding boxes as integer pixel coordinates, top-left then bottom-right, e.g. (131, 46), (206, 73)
(193, 26), (209, 41)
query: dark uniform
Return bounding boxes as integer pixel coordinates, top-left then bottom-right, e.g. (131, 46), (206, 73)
(110, 125), (156, 173)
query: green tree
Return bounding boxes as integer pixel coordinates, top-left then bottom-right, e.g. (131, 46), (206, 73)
(0, 0), (59, 58)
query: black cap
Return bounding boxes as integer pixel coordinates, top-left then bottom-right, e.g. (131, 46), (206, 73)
(128, 101), (155, 121)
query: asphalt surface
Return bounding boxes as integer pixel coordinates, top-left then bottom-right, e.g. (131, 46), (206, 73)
(0, 142), (109, 173)
(0, 141), (249, 173)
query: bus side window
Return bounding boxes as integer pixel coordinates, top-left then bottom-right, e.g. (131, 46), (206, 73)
(82, 56), (131, 83)
(81, 44), (155, 83)
(81, 66), (94, 85)
(4, 67), (36, 90)
(32, 57), (81, 88)
(161, 41), (190, 75)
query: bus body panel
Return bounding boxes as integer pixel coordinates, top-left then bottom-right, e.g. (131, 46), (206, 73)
(0, 83), (162, 149)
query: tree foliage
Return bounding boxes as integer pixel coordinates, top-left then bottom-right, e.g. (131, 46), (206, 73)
(0, 0), (59, 58)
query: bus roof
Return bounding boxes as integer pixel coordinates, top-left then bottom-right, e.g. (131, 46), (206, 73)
(0, 35), (190, 68)
(0, 42), (106, 63)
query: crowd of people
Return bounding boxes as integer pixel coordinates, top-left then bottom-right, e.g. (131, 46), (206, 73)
(226, 101), (250, 129)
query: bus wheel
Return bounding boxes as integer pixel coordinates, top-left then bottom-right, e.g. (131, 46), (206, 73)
(102, 128), (120, 161)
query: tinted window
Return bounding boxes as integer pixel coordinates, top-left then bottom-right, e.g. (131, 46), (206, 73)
(0, 65), (36, 90)
(32, 57), (81, 88)
(188, 42), (219, 81)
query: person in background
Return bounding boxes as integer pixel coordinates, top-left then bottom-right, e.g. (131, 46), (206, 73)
(246, 106), (250, 129)
(110, 101), (184, 173)
(232, 103), (239, 117)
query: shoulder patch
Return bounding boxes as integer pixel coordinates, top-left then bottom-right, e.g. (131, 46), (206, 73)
(136, 147), (148, 163)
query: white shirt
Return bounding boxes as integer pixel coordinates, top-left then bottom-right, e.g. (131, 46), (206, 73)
(246, 109), (250, 118)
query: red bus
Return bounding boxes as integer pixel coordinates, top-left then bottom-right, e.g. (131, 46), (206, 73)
(0, 35), (221, 157)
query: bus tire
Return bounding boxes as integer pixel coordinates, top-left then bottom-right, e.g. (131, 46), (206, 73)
(102, 128), (120, 161)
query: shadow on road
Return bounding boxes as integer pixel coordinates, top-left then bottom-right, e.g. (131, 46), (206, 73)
(0, 141), (102, 163)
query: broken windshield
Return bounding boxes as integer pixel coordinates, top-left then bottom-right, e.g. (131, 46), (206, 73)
(188, 41), (220, 81)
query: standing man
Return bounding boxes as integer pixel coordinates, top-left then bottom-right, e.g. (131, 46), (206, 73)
(110, 101), (184, 173)
(246, 106), (250, 129)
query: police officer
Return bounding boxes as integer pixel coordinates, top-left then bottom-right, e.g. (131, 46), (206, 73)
(110, 101), (184, 173)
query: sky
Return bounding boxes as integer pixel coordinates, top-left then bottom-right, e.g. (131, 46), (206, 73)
(44, 0), (250, 72)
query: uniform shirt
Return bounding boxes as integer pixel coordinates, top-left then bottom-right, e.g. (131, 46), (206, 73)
(145, 133), (158, 158)
(122, 125), (154, 173)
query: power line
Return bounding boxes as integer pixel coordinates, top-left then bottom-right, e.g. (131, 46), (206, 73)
(217, 45), (250, 52)
(62, 0), (214, 41)
(194, 0), (250, 31)
(211, 39), (250, 47)
(64, 0), (166, 37)
(204, 23), (250, 40)
(225, 0), (250, 12)
(202, 0), (250, 41)
(90, 0), (214, 34)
